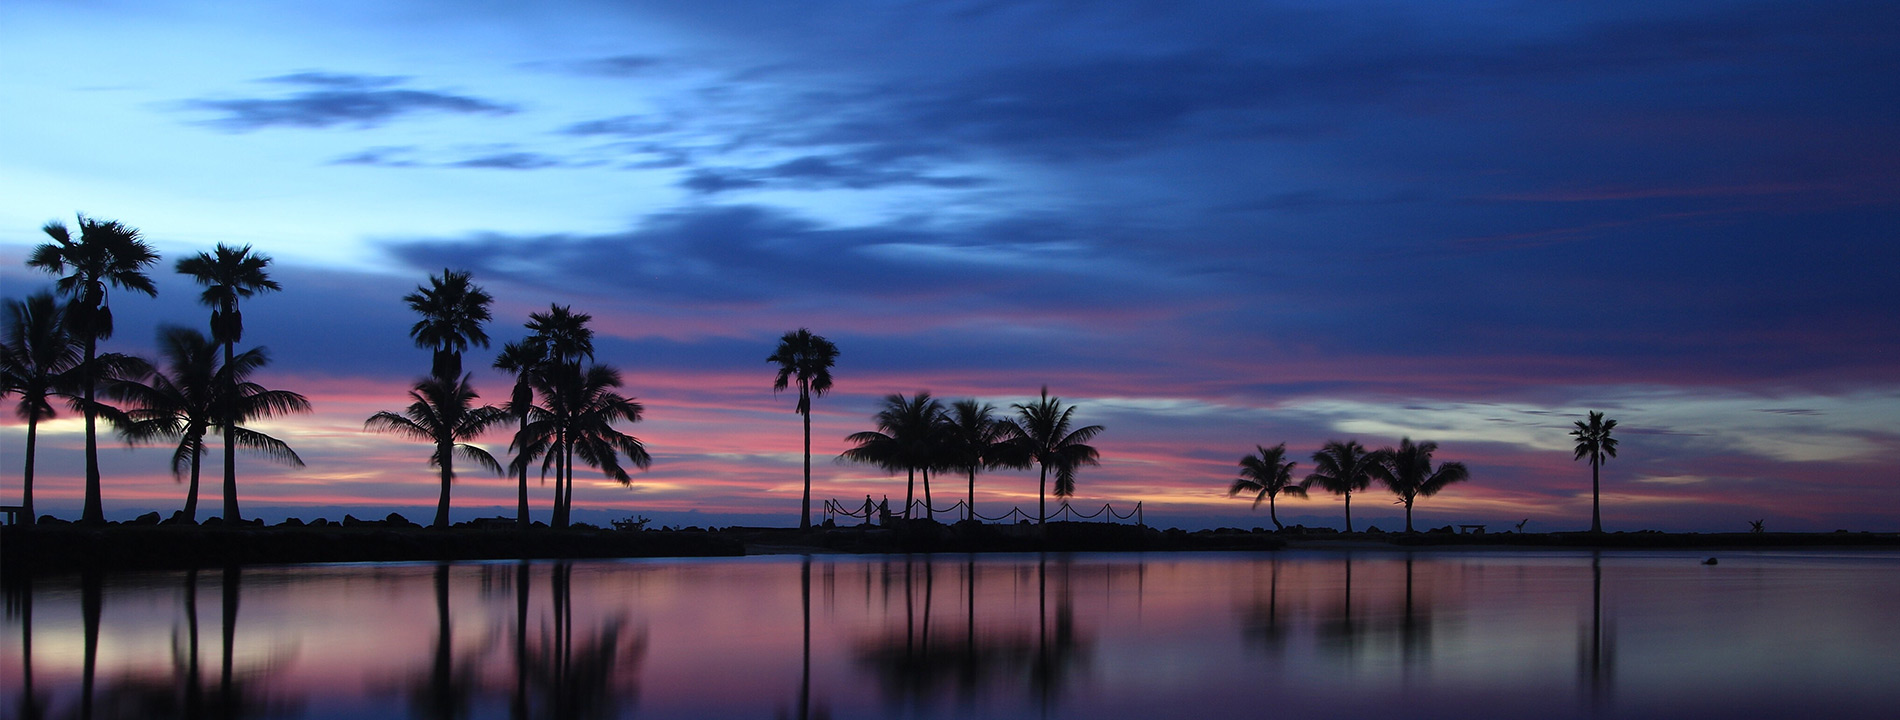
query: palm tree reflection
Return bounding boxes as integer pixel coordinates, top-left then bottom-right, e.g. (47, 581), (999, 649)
(854, 554), (1091, 714)
(517, 562), (648, 720)
(1579, 552), (1616, 709)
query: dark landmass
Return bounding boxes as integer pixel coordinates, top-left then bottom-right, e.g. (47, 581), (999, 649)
(5, 517), (1897, 576)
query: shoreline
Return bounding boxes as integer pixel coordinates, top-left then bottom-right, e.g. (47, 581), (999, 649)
(6, 521), (1897, 576)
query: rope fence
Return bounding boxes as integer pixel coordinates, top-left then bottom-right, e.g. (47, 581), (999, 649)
(822, 497), (1143, 528)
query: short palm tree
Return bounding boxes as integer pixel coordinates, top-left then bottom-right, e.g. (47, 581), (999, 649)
(939, 399), (1024, 520)
(1571, 411), (1619, 533)
(840, 392), (943, 520)
(1306, 439), (1376, 532)
(1367, 438), (1469, 533)
(366, 375), (507, 529)
(769, 328), (839, 529)
(29, 215), (161, 524)
(176, 244), (282, 522)
(1, 292), (83, 523)
(494, 340), (547, 528)
(1002, 387), (1103, 526)
(404, 269), (493, 382)
(526, 362), (650, 527)
(112, 328), (308, 522)
(1229, 443), (1305, 530)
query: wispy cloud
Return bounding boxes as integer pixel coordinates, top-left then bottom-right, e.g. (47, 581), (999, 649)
(183, 72), (516, 131)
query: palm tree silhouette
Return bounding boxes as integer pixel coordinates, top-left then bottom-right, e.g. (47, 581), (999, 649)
(176, 244), (282, 522)
(519, 305), (599, 528)
(112, 328), (309, 523)
(1, 292), (82, 524)
(366, 375), (507, 528)
(1368, 436), (1466, 531)
(1367, 438), (1469, 533)
(494, 340), (546, 528)
(28, 215), (160, 524)
(939, 399), (1024, 521)
(558, 365), (653, 506)
(1571, 411), (1619, 533)
(1002, 387), (1103, 527)
(770, 328), (839, 529)
(1229, 443), (1305, 530)
(404, 269), (493, 382)
(841, 392), (943, 520)
(1306, 439), (1375, 532)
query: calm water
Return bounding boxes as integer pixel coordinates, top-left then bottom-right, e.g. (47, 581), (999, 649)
(4, 550), (1898, 719)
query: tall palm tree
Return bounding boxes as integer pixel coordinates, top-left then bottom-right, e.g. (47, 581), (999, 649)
(1306, 439), (1375, 532)
(520, 305), (598, 528)
(840, 392), (943, 520)
(1, 292), (83, 524)
(494, 340), (547, 528)
(1229, 443), (1305, 530)
(366, 375), (507, 529)
(28, 215), (161, 524)
(1367, 438), (1470, 533)
(939, 399), (1023, 520)
(1571, 411), (1619, 534)
(769, 328), (839, 530)
(1002, 387), (1103, 526)
(176, 244), (282, 522)
(111, 328), (309, 523)
(404, 269), (493, 382)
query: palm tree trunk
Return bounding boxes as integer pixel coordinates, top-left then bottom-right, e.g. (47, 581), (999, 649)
(1343, 489), (1353, 533)
(221, 565), (239, 716)
(185, 446), (201, 522)
(81, 335), (103, 524)
(904, 468), (915, 520)
(81, 567), (101, 720)
(1590, 458), (1603, 533)
(1268, 495), (1281, 531)
(800, 401), (812, 530)
(515, 420), (530, 530)
(222, 341), (241, 523)
(1404, 499), (1414, 533)
(21, 412), (38, 524)
(922, 466), (934, 521)
(1038, 464), (1048, 526)
(435, 441), (454, 529)
(967, 469), (976, 522)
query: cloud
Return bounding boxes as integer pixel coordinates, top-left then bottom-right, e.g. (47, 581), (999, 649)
(681, 155), (986, 194)
(183, 72), (516, 131)
(525, 55), (670, 77)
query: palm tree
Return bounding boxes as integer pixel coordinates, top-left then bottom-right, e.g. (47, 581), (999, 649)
(561, 364), (653, 509)
(1367, 438), (1470, 533)
(769, 328), (839, 530)
(1229, 443), (1305, 530)
(176, 244), (283, 522)
(1306, 439), (1375, 532)
(111, 328), (309, 523)
(841, 392), (943, 520)
(404, 269), (494, 382)
(1571, 411), (1619, 533)
(1, 292), (83, 524)
(494, 340), (547, 528)
(365, 375), (507, 528)
(939, 399), (1023, 520)
(1002, 387), (1103, 526)
(28, 215), (161, 524)
(520, 305), (598, 528)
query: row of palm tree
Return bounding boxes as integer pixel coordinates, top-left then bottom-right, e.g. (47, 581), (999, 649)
(366, 271), (651, 529)
(1228, 438), (1470, 533)
(839, 387), (1103, 526)
(1, 215), (308, 524)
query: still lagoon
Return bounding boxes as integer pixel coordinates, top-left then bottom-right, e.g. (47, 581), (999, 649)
(4, 550), (1898, 719)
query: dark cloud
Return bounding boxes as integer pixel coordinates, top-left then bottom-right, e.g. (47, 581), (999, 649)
(183, 72), (516, 131)
(330, 147), (575, 170)
(525, 54), (670, 77)
(682, 155), (985, 194)
(451, 152), (569, 170)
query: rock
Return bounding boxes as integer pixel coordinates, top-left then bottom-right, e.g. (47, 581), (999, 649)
(1703, 557), (1718, 565)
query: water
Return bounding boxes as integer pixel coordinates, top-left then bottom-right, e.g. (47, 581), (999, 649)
(4, 550), (1898, 719)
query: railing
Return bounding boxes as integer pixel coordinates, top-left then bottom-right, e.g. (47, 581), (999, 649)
(822, 498), (1143, 528)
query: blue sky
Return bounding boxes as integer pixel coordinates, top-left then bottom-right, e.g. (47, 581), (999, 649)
(2, 0), (1898, 531)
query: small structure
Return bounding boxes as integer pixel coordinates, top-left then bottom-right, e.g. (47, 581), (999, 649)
(1457, 523), (1487, 535)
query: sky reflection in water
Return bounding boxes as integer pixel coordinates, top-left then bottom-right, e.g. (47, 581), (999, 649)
(4, 551), (1898, 719)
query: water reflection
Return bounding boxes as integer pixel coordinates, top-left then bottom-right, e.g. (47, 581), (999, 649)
(4, 551), (1898, 719)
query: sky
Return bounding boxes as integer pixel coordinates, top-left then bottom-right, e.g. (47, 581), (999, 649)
(2, 0), (1897, 532)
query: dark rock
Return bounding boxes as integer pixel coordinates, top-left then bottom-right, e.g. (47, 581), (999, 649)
(130, 512), (162, 526)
